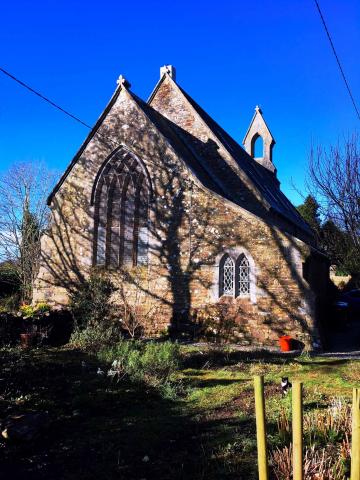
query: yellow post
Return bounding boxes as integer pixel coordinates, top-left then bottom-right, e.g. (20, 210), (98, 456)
(351, 388), (360, 480)
(254, 375), (269, 480)
(292, 381), (303, 480)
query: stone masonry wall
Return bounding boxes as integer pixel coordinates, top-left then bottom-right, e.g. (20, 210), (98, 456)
(33, 81), (323, 348)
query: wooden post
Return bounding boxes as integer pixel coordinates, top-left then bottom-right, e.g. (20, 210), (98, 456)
(292, 381), (303, 480)
(351, 388), (360, 480)
(254, 375), (269, 480)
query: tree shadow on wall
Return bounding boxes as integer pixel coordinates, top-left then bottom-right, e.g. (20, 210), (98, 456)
(37, 105), (330, 346)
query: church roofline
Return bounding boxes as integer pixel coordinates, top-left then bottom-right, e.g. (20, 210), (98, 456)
(47, 67), (313, 242)
(148, 74), (312, 239)
(47, 79), (129, 206)
(148, 74), (272, 211)
(124, 93), (313, 243)
(147, 73), (168, 104)
(147, 65), (177, 104)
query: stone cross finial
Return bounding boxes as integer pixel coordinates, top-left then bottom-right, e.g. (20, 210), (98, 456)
(160, 65), (176, 81)
(116, 75), (131, 89)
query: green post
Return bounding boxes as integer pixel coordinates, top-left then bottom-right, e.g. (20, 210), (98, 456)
(351, 388), (360, 480)
(292, 381), (303, 480)
(254, 375), (269, 480)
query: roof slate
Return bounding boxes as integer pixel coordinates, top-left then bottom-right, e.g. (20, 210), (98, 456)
(175, 85), (313, 238)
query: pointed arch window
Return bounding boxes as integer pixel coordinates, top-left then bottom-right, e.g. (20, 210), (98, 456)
(219, 255), (235, 296)
(219, 252), (252, 299)
(237, 254), (250, 297)
(92, 148), (150, 268)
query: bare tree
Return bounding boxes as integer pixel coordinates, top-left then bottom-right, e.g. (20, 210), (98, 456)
(117, 270), (166, 338)
(0, 162), (56, 302)
(306, 133), (360, 277)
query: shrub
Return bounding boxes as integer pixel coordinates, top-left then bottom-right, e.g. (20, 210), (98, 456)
(139, 341), (181, 384)
(100, 340), (182, 398)
(19, 302), (51, 340)
(70, 322), (122, 352)
(19, 302), (51, 319)
(191, 304), (238, 342)
(69, 272), (116, 330)
(0, 262), (20, 299)
(0, 292), (21, 313)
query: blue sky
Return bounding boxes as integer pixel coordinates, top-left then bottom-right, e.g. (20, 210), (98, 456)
(0, 0), (359, 205)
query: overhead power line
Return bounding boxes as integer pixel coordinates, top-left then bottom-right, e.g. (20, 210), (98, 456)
(0, 66), (93, 129)
(313, 0), (360, 121)
(0, 65), (172, 173)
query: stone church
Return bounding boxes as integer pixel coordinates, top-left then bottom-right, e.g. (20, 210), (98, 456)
(33, 65), (329, 347)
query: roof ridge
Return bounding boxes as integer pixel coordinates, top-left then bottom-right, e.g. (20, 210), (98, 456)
(131, 93), (231, 198)
(148, 76), (313, 238)
(126, 93), (268, 225)
(150, 76), (271, 209)
(147, 72), (168, 104)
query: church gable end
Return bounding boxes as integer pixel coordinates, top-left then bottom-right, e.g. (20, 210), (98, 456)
(33, 66), (327, 349)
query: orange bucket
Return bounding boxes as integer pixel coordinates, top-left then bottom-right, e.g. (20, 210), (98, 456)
(279, 335), (292, 352)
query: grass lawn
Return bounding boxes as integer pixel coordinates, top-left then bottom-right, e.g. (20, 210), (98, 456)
(0, 345), (359, 479)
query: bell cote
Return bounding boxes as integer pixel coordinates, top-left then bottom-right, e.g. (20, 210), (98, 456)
(243, 106), (276, 174)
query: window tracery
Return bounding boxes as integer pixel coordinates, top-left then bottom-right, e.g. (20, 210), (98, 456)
(219, 252), (252, 298)
(93, 148), (150, 268)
